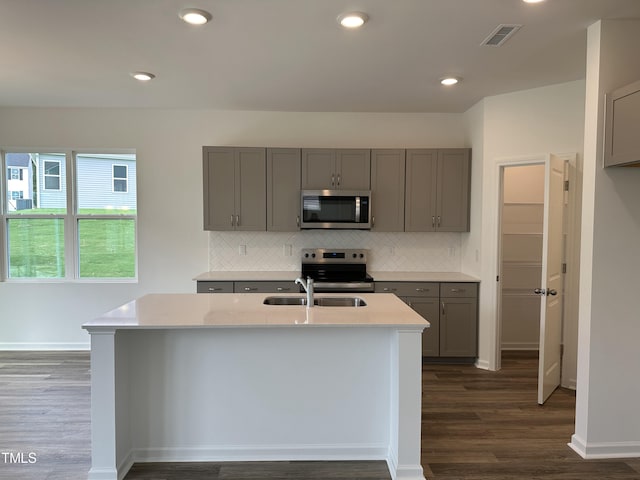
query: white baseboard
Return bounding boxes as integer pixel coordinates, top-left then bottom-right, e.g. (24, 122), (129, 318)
(475, 358), (490, 370)
(569, 434), (640, 459)
(114, 444), (392, 480)
(561, 378), (577, 390)
(0, 342), (90, 351)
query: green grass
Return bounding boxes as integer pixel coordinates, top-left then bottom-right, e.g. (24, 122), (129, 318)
(8, 213), (136, 279)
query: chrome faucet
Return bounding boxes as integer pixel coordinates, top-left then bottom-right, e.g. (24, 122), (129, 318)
(295, 276), (314, 307)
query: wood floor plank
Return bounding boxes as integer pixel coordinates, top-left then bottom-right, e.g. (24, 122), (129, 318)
(1, 350), (639, 479)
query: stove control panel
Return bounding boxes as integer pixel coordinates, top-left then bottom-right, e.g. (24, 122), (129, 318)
(301, 248), (368, 264)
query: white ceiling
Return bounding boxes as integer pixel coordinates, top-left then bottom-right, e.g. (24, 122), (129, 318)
(1, 0), (640, 113)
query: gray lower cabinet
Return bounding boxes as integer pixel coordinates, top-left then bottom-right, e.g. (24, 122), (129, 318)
(301, 148), (371, 190)
(267, 148), (301, 231)
(233, 281), (297, 293)
(203, 147), (266, 231)
(375, 281), (478, 360)
(370, 149), (405, 231)
(440, 283), (478, 357)
(197, 280), (298, 294)
(196, 281), (234, 294)
(375, 282), (440, 357)
(405, 148), (470, 232)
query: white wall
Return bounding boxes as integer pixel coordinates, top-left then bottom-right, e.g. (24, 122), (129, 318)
(463, 80), (586, 370)
(0, 108), (466, 348)
(571, 19), (640, 458)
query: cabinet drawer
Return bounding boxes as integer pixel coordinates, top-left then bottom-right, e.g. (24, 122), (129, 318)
(375, 282), (439, 297)
(197, 281), (234, 294)
(440, 282), (478, 298)
(234, 281), (298, 293)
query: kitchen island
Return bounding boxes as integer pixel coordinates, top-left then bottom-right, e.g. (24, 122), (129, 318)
(83, 293), (429, 480)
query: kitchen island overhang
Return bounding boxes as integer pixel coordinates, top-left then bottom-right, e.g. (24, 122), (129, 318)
(83, 293), (429, 480)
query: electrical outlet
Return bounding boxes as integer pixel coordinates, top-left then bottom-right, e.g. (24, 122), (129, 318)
(284, 244), (292, 256)
(239, 245), (247, 255)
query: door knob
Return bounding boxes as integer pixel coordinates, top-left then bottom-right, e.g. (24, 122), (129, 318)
(534, 288), (546, 295)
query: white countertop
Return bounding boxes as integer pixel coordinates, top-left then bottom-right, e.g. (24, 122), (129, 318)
(82, 293), (430, 330)
(193, 271), (479, 282)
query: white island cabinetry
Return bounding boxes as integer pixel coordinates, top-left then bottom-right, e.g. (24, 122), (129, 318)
(83, 293), (429, 480)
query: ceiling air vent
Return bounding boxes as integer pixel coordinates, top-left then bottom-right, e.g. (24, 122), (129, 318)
(481, 24), (522, 47)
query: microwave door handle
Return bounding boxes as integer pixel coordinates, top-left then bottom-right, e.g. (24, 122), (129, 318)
(355, 196), (361, 222)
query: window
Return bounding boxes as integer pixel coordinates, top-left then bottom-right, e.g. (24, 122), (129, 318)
(9, 168), (22, 180)
(1, 151), (137, 280)
(43, 160), (61, 190)
(113, 164), (128, 192)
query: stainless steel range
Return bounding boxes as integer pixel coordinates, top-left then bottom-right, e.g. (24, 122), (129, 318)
(300, 248), (374, 293)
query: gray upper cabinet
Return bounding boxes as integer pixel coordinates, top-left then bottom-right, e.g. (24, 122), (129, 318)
(203, 147), (266, 231)
(405, 148), (470, 232)
(370, 149), (405, 231)
(267, 148), (301, 231)
(301, 148), (371, 190)
(604, 79), (640, 167)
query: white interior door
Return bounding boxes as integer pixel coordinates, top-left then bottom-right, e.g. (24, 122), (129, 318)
(536, 155), (565, 404)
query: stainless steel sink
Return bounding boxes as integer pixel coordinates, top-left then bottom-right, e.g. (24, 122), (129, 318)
(263, 296), (367, 307)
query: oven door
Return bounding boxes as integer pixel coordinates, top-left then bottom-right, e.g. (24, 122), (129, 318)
(300, 190), (371, 229)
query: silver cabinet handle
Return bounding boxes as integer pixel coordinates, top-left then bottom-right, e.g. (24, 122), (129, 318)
(337, 174), (341, 187)
(244, 287), (257, 291)
(208, 287), (222, 292)
(371, 216), (375, 228)
(534, 288), (546, 295)
(442, 302), (446, 315)
(408, 301), (412, 308)
(236, 215), (240, 226)
(230, 215), (234, 226)
(276, 287), (291, 292)
(383, 287), (397, 292)
(432, 216), (435, 228)
(548, 289), (558, 296)
(450, 288), (465, 293)
(331, 174), (335, 187)
(437, 216), (441, 227)
(296, 215), (300, 227)
(415, 288), (426, 292)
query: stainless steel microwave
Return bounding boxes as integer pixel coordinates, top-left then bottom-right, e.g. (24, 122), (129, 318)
(300, 190), (371, 229)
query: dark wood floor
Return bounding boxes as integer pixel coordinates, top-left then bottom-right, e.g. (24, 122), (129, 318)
(1, 351), (639, 479)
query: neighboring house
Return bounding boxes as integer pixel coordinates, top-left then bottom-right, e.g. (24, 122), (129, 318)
(5, 153), (136, 212)
(5, 153), (32, 211)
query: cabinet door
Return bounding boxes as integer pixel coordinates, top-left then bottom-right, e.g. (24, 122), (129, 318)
(267, 148), (301, 231)
(203, 147), (236, 231)
(404, 296), (440, 357)
(336, 149), (371, 190)
(437, 149), (470, 232)
(440, 297), (478, 357)
(405, 149), (438, 232)
(301, 149), (336, 189)
(236, 148), (266, 231)
(371, 149), (405, 231)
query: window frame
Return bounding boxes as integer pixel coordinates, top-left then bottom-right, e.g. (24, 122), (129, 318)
(1, 149), (138, 283)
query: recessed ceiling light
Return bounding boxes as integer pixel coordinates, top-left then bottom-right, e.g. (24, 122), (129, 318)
(440, 77), (461, 86)
(337, 12), (369, 28)
(522, 0), (546, 3)
(131, 72), (155, 82)
(179, 8), (212, 25)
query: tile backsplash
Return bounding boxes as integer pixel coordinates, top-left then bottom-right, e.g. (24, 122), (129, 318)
(209, 231), (462, 272)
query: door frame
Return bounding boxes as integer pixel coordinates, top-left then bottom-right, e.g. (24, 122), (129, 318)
(492, 152), (578, 377)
